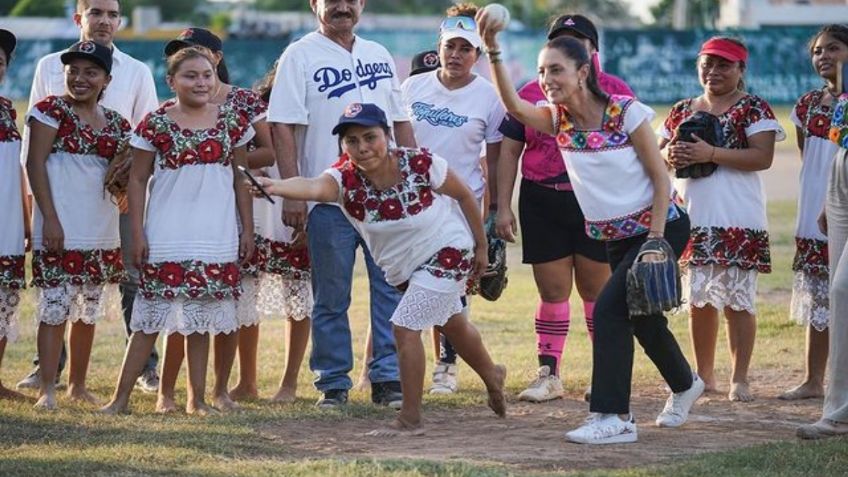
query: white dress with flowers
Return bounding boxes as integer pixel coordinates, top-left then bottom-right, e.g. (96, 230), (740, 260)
(789, 89), (838, 330)
(660, 95), (785, 314)
(0, 97), (25, 341)
(324, 148), (474, 330)
(129, 103), (254, 336)
(28, 96), (130, 325)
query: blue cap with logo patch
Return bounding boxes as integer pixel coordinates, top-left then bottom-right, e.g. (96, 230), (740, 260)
(332, 103), (389, 136)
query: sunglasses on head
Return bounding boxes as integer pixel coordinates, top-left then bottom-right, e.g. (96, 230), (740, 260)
(440, 16), (477, 32)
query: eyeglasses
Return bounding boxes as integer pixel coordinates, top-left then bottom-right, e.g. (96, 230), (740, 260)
(439, 16), (476, 32)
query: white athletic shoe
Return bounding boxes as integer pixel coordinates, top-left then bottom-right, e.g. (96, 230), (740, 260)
(565, 413), (638, 444)
(429, 362), (458, 394)
(656, 374), (705, 428)
(518, 366), (564, 402)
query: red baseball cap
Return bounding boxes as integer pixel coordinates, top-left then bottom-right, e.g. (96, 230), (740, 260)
(699, 38), (748, 63)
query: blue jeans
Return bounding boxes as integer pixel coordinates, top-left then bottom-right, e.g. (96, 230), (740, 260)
(307, 204), (401, 392)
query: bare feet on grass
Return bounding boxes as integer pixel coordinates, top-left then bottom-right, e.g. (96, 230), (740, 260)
(229, 384), (259, 402)
(34, 392), (57, 411)
(212, 393), (241, 412)
(0, 383), (32, 402)
(270, 386), (296, 404)
(487, 364), (507, 418)
(365, 417), (425, 437)
(729, 381), (754, 402)
(778, 382), (824, 401)
(155, 394), (178, 414)
(67, 385), (101, 405)
(99, 400), (131, 415)
(186, 401), (219, 416)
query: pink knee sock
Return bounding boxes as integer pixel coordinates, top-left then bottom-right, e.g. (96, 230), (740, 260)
(584, 301), (595, 341)
(535, 301), (570, 375)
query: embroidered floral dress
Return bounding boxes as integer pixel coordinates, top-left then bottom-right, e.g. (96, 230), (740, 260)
(27, 96), (130, 325)
(661, 95), (785, 314)
(0, 97), (24, 341)
(129, 103), (254, 335)
(324, 148), (474, 330)
(789, 89), (838, 330)
(552, 96), (681, 242)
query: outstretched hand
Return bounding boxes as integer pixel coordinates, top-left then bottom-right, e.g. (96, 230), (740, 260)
(475, 9), (501, 51)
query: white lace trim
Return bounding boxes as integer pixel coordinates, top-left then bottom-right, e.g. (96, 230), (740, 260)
(236, 275), (260, 328)
(683, 264), (758, 314)
(0, 287), (20, 342)
(130, 295), (238, 336)
(256, 273), (312, 321)
(36, 283), (120, 325)
(390, 282), (463, 331)
(790, 270), (830, 331)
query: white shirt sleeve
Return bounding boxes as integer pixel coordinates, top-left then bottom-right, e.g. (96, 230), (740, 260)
(267, 48), (309, 125)
(622, 100), (656, 135)
(385, 55), (409, 123)
(130, 62), (160, 128)
(429, 154), (450, 190)
(322, 168), (344, 204)
(25, 105), (60, 130)
(130, 133), (156, 152)
(20, 57), (52, 166)
(484, 94), (506, 143)
(235, 125), (257, 148)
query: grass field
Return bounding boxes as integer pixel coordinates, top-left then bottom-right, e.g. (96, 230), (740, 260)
(3, 103), (847, 475)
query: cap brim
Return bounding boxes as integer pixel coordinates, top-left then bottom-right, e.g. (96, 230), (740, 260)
(410, 65), (438, 77)
(60, 51), (110, 74)
(0, 30), (16, 57)
(164, 39), (193, 57)
(699, 48), (744, 63)
(440, 29), (481, 49)
(332, 119), (384, 136)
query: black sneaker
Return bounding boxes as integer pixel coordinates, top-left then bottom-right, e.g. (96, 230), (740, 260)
(372, 381), (403, 409)
(316, 389), (348, 409)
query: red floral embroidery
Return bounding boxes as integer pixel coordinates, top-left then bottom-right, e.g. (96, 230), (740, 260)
(663, 95), (778, 150)
(0, 97), (21, 143)
(32, 96), (130, 159)
(140, 260), (241, 300)
(794, 90), (833, 140)
(681, 226), (771, 273)
(421, 247), (474, 282)
(334, 148), (439, 223)
(135, 101), (249, 170)
(0, 254), (25, 289)
(260, 236), (311, 280)
(793, 237), (828, 277)
(32, 248), (125, 288)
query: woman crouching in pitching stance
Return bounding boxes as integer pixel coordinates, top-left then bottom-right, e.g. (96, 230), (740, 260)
(477, 10), (702, 444)
(251, 103), (506, 436)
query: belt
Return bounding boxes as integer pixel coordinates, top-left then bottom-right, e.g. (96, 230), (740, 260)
(534, 181), (573, 191)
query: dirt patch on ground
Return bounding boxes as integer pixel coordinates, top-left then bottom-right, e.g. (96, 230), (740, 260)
(257, 368), (822, 472)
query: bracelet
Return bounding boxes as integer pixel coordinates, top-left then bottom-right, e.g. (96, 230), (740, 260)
(484, 47), (501, 56)
(710, 146), (716, 161)
(647, 230), (664, 238)
(489, 56), (502, 65)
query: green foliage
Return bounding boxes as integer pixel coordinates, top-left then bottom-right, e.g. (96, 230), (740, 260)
(0, 0), (18, 15)
(209, 12), (232, 32)
(10, 0), (66, 17)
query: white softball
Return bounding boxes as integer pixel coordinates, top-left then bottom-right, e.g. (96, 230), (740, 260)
(483, 3), (510, 32)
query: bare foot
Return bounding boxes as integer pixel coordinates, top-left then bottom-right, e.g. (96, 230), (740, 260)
(353, 375), (371, 393)
(365, 417), (425, 437)
(779, 382), (824, 401)
(99, 400), (130, 415)
(270, 386), (296, 404)
(229, 383), (259, 402)
(729, 382), (755, 402)
(699, 374), (718, 393)
(212, 393), (241, 412)
(0, 384), (33, 402)
(155, 395), (178, 414)
(487, 364), (507, 418)
(186, 401), (219, 416)
(67, 386), (101, 405)
(34, 393), (57, 411)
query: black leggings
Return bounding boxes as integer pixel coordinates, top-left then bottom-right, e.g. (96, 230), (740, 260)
(589, 213), (694, 415)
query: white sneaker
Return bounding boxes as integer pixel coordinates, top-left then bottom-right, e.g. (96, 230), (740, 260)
(429, 362), (458, 394)
(565, 413), (638, 444)
(656, 374), (705, 428)
(518, 365), (563, 402)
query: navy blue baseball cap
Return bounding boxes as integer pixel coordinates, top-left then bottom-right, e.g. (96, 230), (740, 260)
(548, 14), (599, 50)
(165, 28), (223, 56)
(332, 103), (389, 136)
(61, 40), (113, 74)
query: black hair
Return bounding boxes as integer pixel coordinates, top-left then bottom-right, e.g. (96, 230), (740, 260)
(809, 24), (848, 56)
(254, 60), (278, 103)
(216, 56), (230, 84)
(543, 36), (608, 101)
(166, 46), (216, 76)
(336, 124), (392, 155)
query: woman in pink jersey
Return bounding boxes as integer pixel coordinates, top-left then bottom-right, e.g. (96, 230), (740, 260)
(495, 14), (634, 402)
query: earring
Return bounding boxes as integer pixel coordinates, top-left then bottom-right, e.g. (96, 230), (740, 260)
(578, 79), (584, 89)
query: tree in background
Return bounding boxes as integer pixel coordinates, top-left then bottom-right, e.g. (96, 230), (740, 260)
(10, 0), (66, 17)
(0, 0), (18, 15)
(123, 0), (201, 21)
(651, 0), (719, 28)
